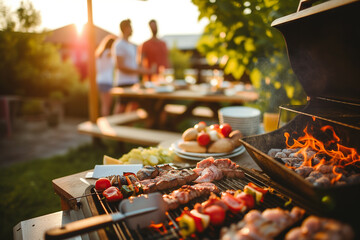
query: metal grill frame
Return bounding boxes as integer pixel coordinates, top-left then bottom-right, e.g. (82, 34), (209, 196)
(83, 166), (320, 240)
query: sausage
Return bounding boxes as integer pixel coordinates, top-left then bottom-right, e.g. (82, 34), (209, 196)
(229, 130), (243, 147)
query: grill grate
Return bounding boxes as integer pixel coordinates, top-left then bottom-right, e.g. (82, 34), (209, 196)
(84, 166), (320, 240)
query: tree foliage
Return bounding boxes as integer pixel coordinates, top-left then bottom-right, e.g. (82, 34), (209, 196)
(0, 0), (80, 98)
(192, 0), (306, 112)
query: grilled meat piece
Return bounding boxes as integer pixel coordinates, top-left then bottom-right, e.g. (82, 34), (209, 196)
(221, 207), (305, 240)
(162, 183), (220, 211)
(139, 168), (199, 193)
(285, 215), (354, 240)
(162, 194), (179, 210)
(158, 164), (175, 171)
(140, 178), (157, 193)
(196, 157), (215, 168)
(136, 165), (159, 180)
(192, 182), (219, 193)
(194, 157), (244, 183)
(156, 174), (178, 190)
(195, 165), (223, 183)
(214, 158), (239, 169)
(222, 169), (245, 178)
(136, 164), (175, 180)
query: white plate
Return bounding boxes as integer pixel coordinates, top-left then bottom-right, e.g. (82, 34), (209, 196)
(171, 139), (245, 158)
(155, 85), (175, 93)
(218, 106), (260, 118)
(173, 145), (246, 161)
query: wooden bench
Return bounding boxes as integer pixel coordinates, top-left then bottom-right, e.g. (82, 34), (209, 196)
(77, 109), (182, 146)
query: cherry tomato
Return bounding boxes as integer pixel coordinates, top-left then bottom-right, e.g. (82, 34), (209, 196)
(95, 178), (111, 191)
(203, 205), (226, 226)
(220, 123), (232, 137)
(235, 192), (255, 209)
(197, 132), (211, 146)
(221, 192), (246, 213)
(102, 186), (123, 202)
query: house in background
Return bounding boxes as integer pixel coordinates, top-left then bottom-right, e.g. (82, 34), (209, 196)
(162, 34), (216, 69)
(45, 24), (116, 79)
(161, 34), (248, 84)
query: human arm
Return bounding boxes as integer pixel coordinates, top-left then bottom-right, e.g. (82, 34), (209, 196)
(115, 55), (154, 75)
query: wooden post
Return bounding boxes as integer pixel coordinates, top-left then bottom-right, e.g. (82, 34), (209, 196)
(86, 0), (99, 123)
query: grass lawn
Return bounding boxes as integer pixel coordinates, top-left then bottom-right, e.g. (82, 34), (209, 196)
(0, 140), (139, 240)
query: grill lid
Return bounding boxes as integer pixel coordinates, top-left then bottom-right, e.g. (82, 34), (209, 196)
(271, 0), (360, 104)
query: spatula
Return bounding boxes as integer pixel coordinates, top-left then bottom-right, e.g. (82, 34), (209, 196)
(45, 192), (166, 240)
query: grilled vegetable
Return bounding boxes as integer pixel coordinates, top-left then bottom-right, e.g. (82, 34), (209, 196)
(203, 205), (226, 226)
(244, 182), (268, 204)
(190, 209), (210, 231)
(248, 182), (269, 194)
(95, 178), (111, 191)
(235, 191), (255, 209)
(178, 211), (196, 237)
(221, 192), (246, 213)
(120, 185), (134, 198)
(102, 186), (123, 202)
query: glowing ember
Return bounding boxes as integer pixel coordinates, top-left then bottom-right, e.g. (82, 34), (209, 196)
(149, 222), (167, 233)
(268, 124), (360, 186)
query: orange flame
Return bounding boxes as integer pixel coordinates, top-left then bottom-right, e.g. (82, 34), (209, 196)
(284, 124), (360, 184)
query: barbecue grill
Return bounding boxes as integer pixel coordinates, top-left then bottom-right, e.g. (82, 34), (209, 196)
(80, 166), (324, 240)
(239, 0), (360, 223)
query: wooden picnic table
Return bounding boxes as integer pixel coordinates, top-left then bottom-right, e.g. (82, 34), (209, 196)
(110, 85), (258, 129)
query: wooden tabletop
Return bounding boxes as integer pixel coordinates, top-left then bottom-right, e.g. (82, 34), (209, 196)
(110, 85), (259, 129)
(52, 141), (261, 210)
(110, 86), (259, 104)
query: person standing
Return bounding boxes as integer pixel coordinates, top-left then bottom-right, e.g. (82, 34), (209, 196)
(140, 19), (169, 82)
(95, 35), (116, 116)
(113, 19), (154, 113)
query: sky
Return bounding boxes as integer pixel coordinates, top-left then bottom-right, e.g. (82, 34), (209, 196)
(6, 0), (209, 45)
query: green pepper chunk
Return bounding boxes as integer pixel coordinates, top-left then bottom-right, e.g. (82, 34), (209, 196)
(121, 185), (134, 198)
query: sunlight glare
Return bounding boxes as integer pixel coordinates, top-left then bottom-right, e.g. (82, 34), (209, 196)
(75, 21), (86, 35)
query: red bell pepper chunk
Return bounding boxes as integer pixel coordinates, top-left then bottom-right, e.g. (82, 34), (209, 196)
(248, 182), (268, 194)
(235, 192), (255, 209)
(221, 192), (246, 213)
(102, 186), (123, 202)
(187, 210), (204, 233)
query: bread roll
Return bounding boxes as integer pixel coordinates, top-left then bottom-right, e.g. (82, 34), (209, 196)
(182, 128), (198, 141)
(179, 141), (207, 153)
(208, 138), (234, 153)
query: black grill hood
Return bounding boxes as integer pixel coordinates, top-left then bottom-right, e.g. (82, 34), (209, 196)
(271, 0), (360, 104)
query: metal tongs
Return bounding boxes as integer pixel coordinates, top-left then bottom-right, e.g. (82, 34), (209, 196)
(45, 192), (166, 240)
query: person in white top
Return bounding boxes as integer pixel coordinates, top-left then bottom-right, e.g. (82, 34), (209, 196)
(95, 35), (116, 116)
(113, 19), (155, 113)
